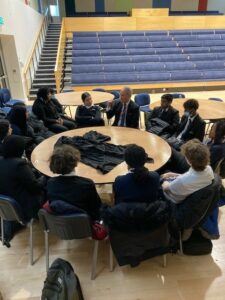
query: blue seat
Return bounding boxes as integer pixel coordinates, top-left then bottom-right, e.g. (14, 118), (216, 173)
(138, 73), (170, 82)
(135, 63), (165, 71)
(215, 30), (225, 34)
(131, 55), (160, 63)
(188, 53), (218, 61)
(104, 73), (138, 83)
(73, 50), (101, 57)
(182, 47), (210, 54)
(110, 91), (120, 99)
(72, 74), (105, 84)
(72, 57), (102, 64)
(93, 88), (106, 92)
(128, 48), (156, 55)
(101, 49), (129, 56)
(171, 93), (185, 99)
(155, 48), (182, 54)
(159, 54), (188, 62)
(151, 41), (176, 48)
(73, 43), (100, 50)
(123, 36), (148, 42)
(122, 31), (145, 36)
(208, 97), (223, 102)
(0, 88), (24, 108)
(145, 31), (168, 36)
(148, 36), (172, 42)
(217, 53), (225, 59)
(203, 40), (225, 46)
(98, 32), (122, 36)
(202, 71), (225, 80)
(195, 61), (225, 70)
(134, 93), (151, 113)
(165, 62), (195, 71)
(100, 43), (125, 49)
(191, 30), (215, 35)
(73, 32), (97, 37)
(104, 64), (135, 72)
(99, 37), (124, 43)
(210, 46), (225, 53)
(125, 42), (152, 48)
(72, 65), (104, 73)
(0, 195), (34, 264)
(102, 56), (131, 64)
(177, 41), (203, 47)
(170, 71), (203, 81)
(197, 34), (220, 40)
(74, 37), (98, 43)
(220, 34), (225, 40)
(169, 30), (192, 35)
(173, 35), (197, 41)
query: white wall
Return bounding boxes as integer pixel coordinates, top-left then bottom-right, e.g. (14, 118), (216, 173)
(207, 0), (225, 13)
(0, 0), (44, 99)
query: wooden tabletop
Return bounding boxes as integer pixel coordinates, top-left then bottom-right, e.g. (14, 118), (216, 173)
(55, 91), (114, 106)
(31, 127), (171, 184)
(151, 98), (225, 120)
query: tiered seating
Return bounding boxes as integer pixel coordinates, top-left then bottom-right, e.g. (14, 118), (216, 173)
(71, 29), (225, 86)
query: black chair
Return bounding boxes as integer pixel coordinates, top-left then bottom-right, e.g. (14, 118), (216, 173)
(205, 97), (224, 135)
(38, 209), (111, 280)
(175, 175), (222, 254)
(0, 195), (34, 265)
(171, 93), (185, 99)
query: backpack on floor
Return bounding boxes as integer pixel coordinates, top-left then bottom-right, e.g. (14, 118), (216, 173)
(41, 258), (84, 300)
(183, 230), (213, 256)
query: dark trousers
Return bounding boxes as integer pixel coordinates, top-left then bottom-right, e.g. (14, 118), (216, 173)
(48, 120), (77, 133)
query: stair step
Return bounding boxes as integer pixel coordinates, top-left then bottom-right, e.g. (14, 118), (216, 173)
(33, 78), (56, 84)
(39, 61), (56, 66)
(35, 73), (55, 78)
(32, 82), (56, 88)
(40, 55), (57, 60)
(38, 64), (55, 69)
(36, 69), (55, 74)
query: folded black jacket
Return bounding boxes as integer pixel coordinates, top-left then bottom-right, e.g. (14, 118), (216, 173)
(55, 130), (127, 174)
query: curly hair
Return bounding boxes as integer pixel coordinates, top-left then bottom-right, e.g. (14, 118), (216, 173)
(49, 145), (80, 175)
(181, 139), (210, 171)
(183, 99), (199, 111)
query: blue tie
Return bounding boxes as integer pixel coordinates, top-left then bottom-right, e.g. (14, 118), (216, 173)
(120, 104), (126, 127)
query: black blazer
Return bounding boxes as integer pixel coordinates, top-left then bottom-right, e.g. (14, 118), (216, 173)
(0, 157), (43, 220)
(75, 105), (102, 125)
(146, 106), (180, 134)
(106, 100), (140, 128)
(32, 97), (60, 126)
(176, 114), (206, 142)
(47, 175), (102, 219)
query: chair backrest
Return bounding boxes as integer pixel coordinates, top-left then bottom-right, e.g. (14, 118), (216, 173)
(0, 88), (11, 104)
(92, 88), (106, 92)
(171, 93), (185, 99)
(110, 91), (120, 99)
(38, 209), (92, 240)
(208, 97), (223, 102)
(0, 195), (24, 223)
(175, 174), (221, 229)
(134, 93), (150, 106)
(215, 158), (225, 179)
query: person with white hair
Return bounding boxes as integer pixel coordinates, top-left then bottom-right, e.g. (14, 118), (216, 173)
(106, 86), (140, 128)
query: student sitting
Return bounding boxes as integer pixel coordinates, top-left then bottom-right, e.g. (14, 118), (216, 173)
(145, 94), (180, 138)
(0, 119), (12, 155)
(167, 99), (206, 150)
(0, 135), (44, 220)
(162, 139), (214, 204)
(49, 88), (65, 115)
(113, 144), (160, 204)
(32, 87), (77, 133)
(47, 144), (101, 220)
(75, 92), (104, 127)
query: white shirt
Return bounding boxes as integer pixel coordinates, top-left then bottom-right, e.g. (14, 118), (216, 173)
(164, 165), (214, 204)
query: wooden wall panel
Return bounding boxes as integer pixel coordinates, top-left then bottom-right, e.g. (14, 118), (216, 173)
(64, 17), (104, 32)
(103, 17), (136, 31)
(132, 8), (169, 17)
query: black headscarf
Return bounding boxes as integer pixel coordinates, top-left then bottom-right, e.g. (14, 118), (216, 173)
(3, 135), (25, 158)
(9, 105), (27, 134)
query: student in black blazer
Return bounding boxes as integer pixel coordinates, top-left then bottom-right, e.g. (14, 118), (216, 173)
(75, 92), (104, 127)
(0, 119), (12, 156)
(106, 87), (140, 129)
(167, 99), (206, 150)
(47, 144), (101, 220)
(145, 94), (180, 137)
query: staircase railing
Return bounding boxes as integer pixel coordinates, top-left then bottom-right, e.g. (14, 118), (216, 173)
(55, 19), (66, 93)
(23, 8), (50, 98)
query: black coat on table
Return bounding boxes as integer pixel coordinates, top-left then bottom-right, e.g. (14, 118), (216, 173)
(176, 114), (206, 142)
(106, 99), (140, 129)
(146, 106), (180, 135)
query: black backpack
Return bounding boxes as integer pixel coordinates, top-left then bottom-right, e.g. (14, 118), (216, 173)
(41, 258), (84, 300)
(183, 230), (213, 256)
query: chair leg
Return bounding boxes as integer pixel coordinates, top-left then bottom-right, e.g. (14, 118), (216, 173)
(1, 218), (4, 246)
(45, 231), (49, 273)
(29, 219), (34, 265)
(91, 240), (99, 280)
(109, 244), (114, 272)
(163, 254), (167, 268)
(179, 231), (184, 255)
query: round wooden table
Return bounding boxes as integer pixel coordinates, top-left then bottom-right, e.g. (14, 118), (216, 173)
(31, 127), (171, 184)
(151, 98), (225, 120)
(56, 91), (114, 107)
